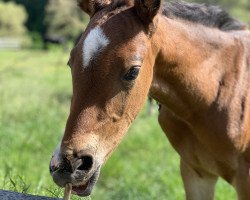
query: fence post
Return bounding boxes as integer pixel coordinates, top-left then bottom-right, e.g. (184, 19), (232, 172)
(0, 189), (61, 200)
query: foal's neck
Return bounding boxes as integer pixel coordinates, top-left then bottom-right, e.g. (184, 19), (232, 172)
(150, 15), (237, 122)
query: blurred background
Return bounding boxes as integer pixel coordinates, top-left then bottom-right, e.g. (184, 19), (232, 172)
(0, 0), (249, 200)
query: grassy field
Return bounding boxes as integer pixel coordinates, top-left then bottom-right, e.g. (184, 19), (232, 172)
(0, 50), (237, 199)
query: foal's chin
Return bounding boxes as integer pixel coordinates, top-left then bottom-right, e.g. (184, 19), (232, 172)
(70, 168), (100, 197)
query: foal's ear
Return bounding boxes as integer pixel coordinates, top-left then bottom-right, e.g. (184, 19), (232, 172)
(77, 0), (111, 17)
(134, 0), (161, 23)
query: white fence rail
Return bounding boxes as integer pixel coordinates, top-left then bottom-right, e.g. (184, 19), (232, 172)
(0, 38), (21, 50)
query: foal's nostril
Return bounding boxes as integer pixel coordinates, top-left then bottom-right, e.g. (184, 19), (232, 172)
(49, 164), (59, 173)
(77, 155), (93, 171)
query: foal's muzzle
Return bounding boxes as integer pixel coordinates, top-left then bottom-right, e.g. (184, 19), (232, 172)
(49, 152), (100, 196)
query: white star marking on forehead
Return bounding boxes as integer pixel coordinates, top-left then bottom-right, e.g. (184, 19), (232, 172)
(82, 26), (109, 68)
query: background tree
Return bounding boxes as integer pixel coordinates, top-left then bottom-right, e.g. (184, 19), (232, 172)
(0, 1), (27, 37)
(44, 0), (88, 40)
(2, 0), (48, 34)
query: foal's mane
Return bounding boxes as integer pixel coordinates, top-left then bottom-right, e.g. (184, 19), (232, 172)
(110, 0), (246, 31)
(162, 1), (246, 31)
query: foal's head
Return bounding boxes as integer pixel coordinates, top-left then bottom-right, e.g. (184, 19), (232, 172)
(50, 0), (161, 196)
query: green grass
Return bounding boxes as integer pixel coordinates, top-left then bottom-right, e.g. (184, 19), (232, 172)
(0, 50), (236, 199)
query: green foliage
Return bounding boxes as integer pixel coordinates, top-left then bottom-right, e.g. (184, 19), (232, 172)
(230, 2), (250, 24)
(45, 0), (88, 39)
(29, 32), (44, 49)
(0, 1), (27, 37)
(2, 0), (48, 34)
(0, 50), (237, 199)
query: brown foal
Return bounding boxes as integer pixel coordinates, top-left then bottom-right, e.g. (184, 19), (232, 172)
(49, 0), (250, 199)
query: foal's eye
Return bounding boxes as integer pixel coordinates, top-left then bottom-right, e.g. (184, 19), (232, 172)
(124, 66), (140, 81)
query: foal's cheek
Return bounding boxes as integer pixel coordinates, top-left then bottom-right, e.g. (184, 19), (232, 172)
(100, 125), (129, 163)
(133, 71), (152, 105)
